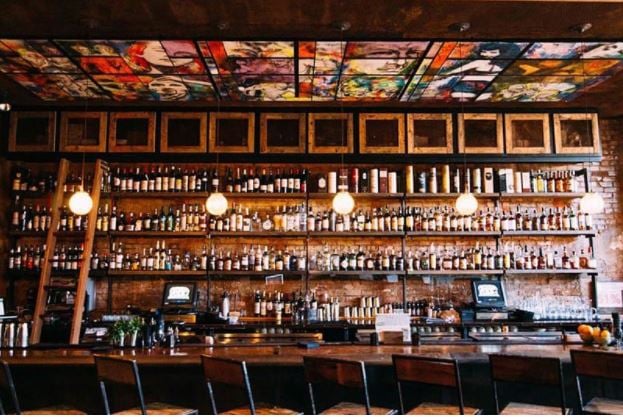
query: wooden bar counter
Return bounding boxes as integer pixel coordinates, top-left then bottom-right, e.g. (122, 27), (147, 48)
(0, 343), (618, 414)
(0, 343), (607, 367)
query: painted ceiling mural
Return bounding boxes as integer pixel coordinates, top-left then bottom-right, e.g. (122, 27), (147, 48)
(0, 39), (622, 102)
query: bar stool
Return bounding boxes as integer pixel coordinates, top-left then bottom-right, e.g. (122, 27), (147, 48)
(392, 354), (482, 415)
(303, 356), (397, 415)
(489, 354), (571, 415)
(94, 355), (197, 415)
(200, 355), (300, 415)
(571, 349), (623, 414)
(0, 360), (85, 414)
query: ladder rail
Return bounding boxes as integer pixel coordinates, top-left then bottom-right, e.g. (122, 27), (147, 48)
(69, 159), (107, 344)
(30, 159), (70, 345)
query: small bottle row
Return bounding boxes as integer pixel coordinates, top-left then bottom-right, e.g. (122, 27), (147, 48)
(309, 243), (597, 272)
(95, 242), (308, 273)
(408, 243), (597, 271)
(247, 290), (396, 322)
(307, 205), (593, 233)
(89, 203), (594, 235)
(107, 166), (309, 194)
(11, 169), (93, 194)
(406, 166), (581, 194)
(7, 244), (85, 272)
(11, 202), (91, 233)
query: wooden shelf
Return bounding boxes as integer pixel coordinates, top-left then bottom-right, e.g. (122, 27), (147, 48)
(502, 230), (596, 237)
(7, 270), (40, 279)
(504, 269), (597, 275)
(224, 192), (306, 199)
(110, 231), (207, 237)
(308, 192), (403, 199)
(209, 271), (304, 278)
(499, 192), (584, 199)
(8, 230), (47, 237)
(407, 231), (500, 237)
(309, 231), (403, 237)
(107, 270), (206, 277)
(106, 191), (307, 199)
(11, 191), (51, 199)
(405, 193), (498, 199)
(408, 269), (504, 276)
(309, 270), (404, 276)
(54, 231), (108, 238)
(209, 231), (306, 238)
(107, 191), (209, 199)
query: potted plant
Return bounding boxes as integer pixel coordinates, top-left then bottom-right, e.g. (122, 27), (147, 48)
(110, 320), (127, 347)
(125, 317), (142, 348)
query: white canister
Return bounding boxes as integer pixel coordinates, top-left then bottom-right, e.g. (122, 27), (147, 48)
(405, 166), (414, 194)
(328, 171), (337, 194)
(388, 172), (398, 194)
(370, 169), (379, 193)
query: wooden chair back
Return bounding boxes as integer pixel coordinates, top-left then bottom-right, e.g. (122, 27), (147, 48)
(571, 349), (623, 380)
(489, 354), (567, 415)
(0, 361), (21, 414)
(392, 354), (466, 414)
(94, 355), (146, 415)
(571, 349), (623, 411)
(200, 355), (255, 414)
(303, 356), (371, 414)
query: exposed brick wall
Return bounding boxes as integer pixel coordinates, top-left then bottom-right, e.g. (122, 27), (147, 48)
(2, 118), (623, 314)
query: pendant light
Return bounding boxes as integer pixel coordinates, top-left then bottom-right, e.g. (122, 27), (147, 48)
(0, 92), (10, 112)
(575, 30), (604, 214)
(453, 27), (478, 216)
(206, 101), (228, 216)
(69, 78), (93, 215)
(332, 24), (355, 215)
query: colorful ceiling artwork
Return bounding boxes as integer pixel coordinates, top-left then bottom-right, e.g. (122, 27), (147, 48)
(0, 39), (622, 103)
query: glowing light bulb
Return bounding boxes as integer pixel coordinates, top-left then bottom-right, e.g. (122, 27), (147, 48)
(68, 190), (93, 215)
(580, 192), (604, 214)
(455, 192), (478, 216)
(206, 192), (228, 216)
(332, 191), (355, 215)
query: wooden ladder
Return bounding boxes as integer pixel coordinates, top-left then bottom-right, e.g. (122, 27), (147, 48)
(31, 159), (107, 345)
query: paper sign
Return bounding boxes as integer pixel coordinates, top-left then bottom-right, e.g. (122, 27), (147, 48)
(375, 313), (411, 343)
(597, 282), (623, 308)
(265, 274), (284, 285)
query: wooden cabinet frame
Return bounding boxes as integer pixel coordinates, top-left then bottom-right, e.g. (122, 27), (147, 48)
(260, 113), (306, 153)
(504, 113), (551, 154)
(59, 111), (107, 152)
(407, 113), (453, 154)
(553, 113), (601, 154)
(160, 112), (208, 153)
(108, 112), (156, 153)
(209, 112), (255, 153)
(358, 113), (405, 154)
(308, 113), (354, 154)
(8, 111), (56, 152)
(458, 113), (504, 154)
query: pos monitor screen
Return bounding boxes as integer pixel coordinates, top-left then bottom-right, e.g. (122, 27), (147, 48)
(162, 282), (197, 310)
(472, 280), (506, 308)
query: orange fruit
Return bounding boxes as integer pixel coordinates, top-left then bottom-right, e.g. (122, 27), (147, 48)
(592, 327), (602, 340)
(580, 333), (593, 343)
(578, 324), (592, 335)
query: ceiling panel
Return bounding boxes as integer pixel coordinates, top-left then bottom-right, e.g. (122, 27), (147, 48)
(0, 38), (623, 104)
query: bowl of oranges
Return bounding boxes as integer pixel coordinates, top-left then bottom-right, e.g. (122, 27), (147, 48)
(577, 324), (611, 347)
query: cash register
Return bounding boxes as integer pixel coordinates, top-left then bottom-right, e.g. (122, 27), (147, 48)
(162, 281), (199, 324)
(463, 280), (509, 321)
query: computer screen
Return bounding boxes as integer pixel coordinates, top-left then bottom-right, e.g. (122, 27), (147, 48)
(162, 282), (197, 308)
